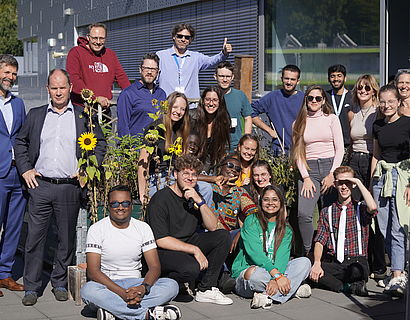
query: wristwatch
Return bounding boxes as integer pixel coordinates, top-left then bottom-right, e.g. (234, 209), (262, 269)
(141, 282), (152, 295)
(197, 199), (206, 208)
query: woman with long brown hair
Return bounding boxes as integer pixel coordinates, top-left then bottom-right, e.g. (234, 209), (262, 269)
(193, 86), (231, 174)
(231, 185), (311, 308)
(137, 91), (190, 204)
(291, 85), (344, 255)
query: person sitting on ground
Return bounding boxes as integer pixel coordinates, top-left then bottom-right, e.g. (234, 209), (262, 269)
(80, 185), (181, 320)
(235, 134), (259, 187)
(145, 154), (233, 305)
(309, 166), (378, 296)
(232, 184), (311, 309)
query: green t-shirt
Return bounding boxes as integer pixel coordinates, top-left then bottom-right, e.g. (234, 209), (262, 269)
(231, 214), (292, 278)
(224, 88), (252, 151)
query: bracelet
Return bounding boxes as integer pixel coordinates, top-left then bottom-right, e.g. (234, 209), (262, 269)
(197, 199), (206, 207)
(274, 274), (285, 281)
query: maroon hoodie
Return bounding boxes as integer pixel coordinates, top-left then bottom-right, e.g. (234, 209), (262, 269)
(66, 37), (131, 106)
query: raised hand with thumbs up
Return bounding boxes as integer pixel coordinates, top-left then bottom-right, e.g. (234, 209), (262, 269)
(222, 38), (233, 55)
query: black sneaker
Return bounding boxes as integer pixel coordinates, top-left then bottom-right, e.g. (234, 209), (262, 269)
(52, 287), (68, 301)
(218, 271), (236, 294)
(22, 291), (38, 306)
(349, 280), (369, 297)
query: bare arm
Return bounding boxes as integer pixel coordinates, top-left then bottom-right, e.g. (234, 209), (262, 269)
(244, 116), (252, 135)
(370, 138), (380, 178)
(309, 242), (324, 282)
(183, 187), (217, 231)
(344, 177), (377, 213)
(252, 116), (277, 138)
(86, 252), (128, 301)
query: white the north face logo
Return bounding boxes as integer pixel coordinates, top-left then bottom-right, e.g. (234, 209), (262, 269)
(89, 62), (109, 73)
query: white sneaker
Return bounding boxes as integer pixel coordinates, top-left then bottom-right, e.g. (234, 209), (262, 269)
(295, 284), (312, 299)
(147, 305), (182, 320)
(386, 275), (407, 296)
(97, 308), (115, 320)
(250, 292), (272, 309)
(195, 287), (233, 305)
(377, 275), (391, 289)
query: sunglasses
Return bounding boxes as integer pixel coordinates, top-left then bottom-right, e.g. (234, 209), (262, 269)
(335, 180), (353, 186)
(357, 84), (372, 92)
(223, 162), (241, 172)
(109, 201), (131, 208)
(307, 95), (323, 102)
(175, 34), (192, 40)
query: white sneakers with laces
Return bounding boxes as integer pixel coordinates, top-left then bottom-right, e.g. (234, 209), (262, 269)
(195, 287), (233, 305)
(250, 292), (273, 309)
(294, 284), (312, 299)
(384, 275), (407, 296)
(97, 308), (115, 320)
(147, 305), (182, 320)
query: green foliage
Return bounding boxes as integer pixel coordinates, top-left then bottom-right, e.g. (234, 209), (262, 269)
(0, 0), (23, 56)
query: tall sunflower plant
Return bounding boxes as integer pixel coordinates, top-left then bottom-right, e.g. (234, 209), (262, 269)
(77, 89), (102, 223)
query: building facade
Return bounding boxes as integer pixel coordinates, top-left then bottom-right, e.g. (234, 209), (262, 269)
(17, 0), (409, 106)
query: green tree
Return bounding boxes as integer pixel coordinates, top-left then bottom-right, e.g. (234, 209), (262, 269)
(0, 0), (23, 56)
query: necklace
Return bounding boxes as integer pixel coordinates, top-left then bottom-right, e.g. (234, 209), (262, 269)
(360, 106), (373, 121)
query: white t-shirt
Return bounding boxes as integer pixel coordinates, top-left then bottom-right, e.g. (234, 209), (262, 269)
(86, 217), (157, 280)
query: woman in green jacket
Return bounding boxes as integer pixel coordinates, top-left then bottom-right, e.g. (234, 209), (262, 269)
(232, 185), (311, 308)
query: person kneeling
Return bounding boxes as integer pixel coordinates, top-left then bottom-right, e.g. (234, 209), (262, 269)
(81, 185), (180, 320)
(309, 166), (378, 296)
(146, 154), (233, 305)
(231, 185), (311, 309)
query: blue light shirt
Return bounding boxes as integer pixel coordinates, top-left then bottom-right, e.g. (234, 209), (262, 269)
(35, 101), (78, 178)
(156, 46), (228, 99)
(0, 92), (14, 158)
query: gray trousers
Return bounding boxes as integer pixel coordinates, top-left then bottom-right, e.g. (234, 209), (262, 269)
(298, 157), (336, 253)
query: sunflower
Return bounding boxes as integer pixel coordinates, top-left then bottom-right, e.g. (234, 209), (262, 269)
(78, 132), (97, 151)
(80, 88), (95, 104)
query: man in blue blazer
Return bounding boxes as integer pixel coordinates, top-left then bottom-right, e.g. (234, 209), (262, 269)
(0, 54), (27, 297)
(15, 69), (106, 306)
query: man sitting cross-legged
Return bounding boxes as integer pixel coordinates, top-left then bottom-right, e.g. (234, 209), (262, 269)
(146, 154), (233, 305)
(309, 166), (378, 296)
(81, 185), (181, 320)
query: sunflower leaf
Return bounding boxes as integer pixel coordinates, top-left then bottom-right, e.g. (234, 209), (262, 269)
(89, 155), (99, 166)
(86, 166), (96, 180)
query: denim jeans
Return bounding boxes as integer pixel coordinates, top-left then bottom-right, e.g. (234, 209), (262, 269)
(148, 173), (213, 207)
(235, 257), (311, 304)
(81, 277), (179, 320)
(372, 168), (407, 272)
(298, 157), (337, 253)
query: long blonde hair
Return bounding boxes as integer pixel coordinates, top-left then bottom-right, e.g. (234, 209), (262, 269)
(163, 92), (190, 152)
(291, 85), (333, 170)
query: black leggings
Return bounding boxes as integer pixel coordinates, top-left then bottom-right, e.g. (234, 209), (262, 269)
(158, 229), (230, 291)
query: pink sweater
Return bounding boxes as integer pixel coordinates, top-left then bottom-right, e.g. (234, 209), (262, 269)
(296, 112), (344, 179)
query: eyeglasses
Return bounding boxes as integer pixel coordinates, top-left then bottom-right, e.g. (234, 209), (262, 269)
(357, 84), (372, 92)
(109, 201), (131, 208)
(379, 99), (399, 107)
(141, 66), (159, 72)
(307, 95), (323, 102)
(217, 75), (233, 80)
(175, 34), (192, 40)
(223, 162), (241, 172)
(88, 36), (106, 42)
(181, 171), (198, 179)
(204, 97), (219, 103)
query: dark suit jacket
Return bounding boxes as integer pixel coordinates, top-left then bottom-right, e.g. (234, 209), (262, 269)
(0, 95), (26, 178)
(14, 103), (106, 177)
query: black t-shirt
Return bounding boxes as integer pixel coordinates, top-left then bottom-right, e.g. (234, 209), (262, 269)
(146, 187), (202, 242)
(326, 90), (353, 147)
(373, 116), (410, 163)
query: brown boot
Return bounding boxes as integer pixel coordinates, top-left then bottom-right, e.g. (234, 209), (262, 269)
(0, 289), (3, 297)
(0, 277), (24, 291)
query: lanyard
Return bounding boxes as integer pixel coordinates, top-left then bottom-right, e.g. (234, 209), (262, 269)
(328, 203), (362, 257)
(331, 88), (347, 117)
(173, 55), (186, 85)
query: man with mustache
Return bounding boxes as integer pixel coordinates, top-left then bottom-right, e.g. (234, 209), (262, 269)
(0, 54), (26, 298)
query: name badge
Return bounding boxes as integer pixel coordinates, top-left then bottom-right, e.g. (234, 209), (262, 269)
(231, 118), (238, 128)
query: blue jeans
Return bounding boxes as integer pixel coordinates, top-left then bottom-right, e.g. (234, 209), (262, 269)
(81, 278), (179, 320)
(235, 257), (311, 304)
(149, 174), (213, 207)
(373, 168), (407, 272)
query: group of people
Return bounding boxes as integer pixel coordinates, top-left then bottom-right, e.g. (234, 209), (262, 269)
(0, 20), (409, 320)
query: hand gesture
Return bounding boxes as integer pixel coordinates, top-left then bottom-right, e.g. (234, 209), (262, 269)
(214, 175), (229, 188)
(222, 38), (232, 55)
(183, 187), (202, 204)
(309, 262), (324, 282)
(265, 279), (279, 296)
(125, 285), (145, 305)
(301, 177), (316, 199)
(320, 173), (334, 194)
(96, 96), (111, 108)
(276, 276), (291, 295)
(22, 169), (41, 189)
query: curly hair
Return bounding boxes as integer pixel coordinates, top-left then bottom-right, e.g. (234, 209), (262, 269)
(174, 154), (203, 174)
